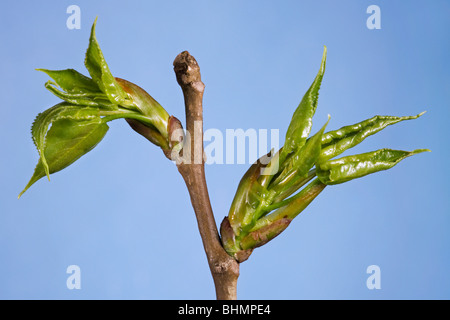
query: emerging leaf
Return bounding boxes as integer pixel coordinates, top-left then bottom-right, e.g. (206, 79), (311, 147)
(20, 19), (174, 198)
(84, 17), (134, 108)
(30, 103), (104, 180)
(271, 116), (329, 198)
(281, 46), (327, 160)
(44, 81), (117, 108)
(19, 104), (108, 198)
(37, 68), (100, 94)
(220, 47), (429, 263)
(316, 148), (430, 185)
(319, 112), (426, 162)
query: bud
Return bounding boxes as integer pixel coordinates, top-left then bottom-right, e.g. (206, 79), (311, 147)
(219, 47), (427, 263)
(116, 78), (170, 149)
(240, 217), (291, 251)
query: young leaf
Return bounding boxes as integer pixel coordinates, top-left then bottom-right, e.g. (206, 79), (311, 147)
(281, 46), (327, 160)
(44, 81), (117, 109)
(316, 148), (430, 185)
(19, 110), (109, 198)
(319, 112), (426, 163)
(37, 68), (100, 93)
(84, 18), (134, 108)
(31, 103), (104, 179)
(271, 116), (330, 197)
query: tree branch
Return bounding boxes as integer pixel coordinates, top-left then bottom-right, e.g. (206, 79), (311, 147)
(126, 51), (240, 299)
(172, 51), (239, 300)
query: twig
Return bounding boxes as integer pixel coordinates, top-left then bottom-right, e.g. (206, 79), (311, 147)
(172, 51), (239, 300)
(125, 51), (240, 300)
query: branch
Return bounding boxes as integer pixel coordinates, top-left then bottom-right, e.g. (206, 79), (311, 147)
(125, 51), (239, 299)
(172, 51), (239, 300)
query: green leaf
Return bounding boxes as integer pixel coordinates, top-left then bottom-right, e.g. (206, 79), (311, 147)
(319, 112), (426, 163)
(37, 68), (100, 93)
(84, 18), (133, 108)
(19, 106), (109, 198)
(44, 81), (117, 109)
(37, 69), (121, 110)
(271, 116), (329, 198)
(316, 148), (430, 185)
(30, 103), (104, 179)
(281, 46), (327, 160)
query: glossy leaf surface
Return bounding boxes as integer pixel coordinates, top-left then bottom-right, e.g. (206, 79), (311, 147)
(19, 105), (108, 198)
(84, 18), (134, 108)
(319, 112), (425, 162)
(281, 46), (327, 160)
(317, 148), (429, 185)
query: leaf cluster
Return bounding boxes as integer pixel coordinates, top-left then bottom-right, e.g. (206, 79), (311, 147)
(220, 47), (429, 262)
(19, 19), (170, 198)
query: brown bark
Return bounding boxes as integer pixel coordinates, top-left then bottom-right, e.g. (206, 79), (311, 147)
(126, 51), (240, 300)
(172, 51), (239, 300)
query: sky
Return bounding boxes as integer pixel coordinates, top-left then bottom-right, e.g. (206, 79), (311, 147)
(0, 0), (449, 299)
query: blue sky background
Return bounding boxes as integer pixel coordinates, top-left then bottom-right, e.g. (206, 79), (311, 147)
(0, 0), (449, 299)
